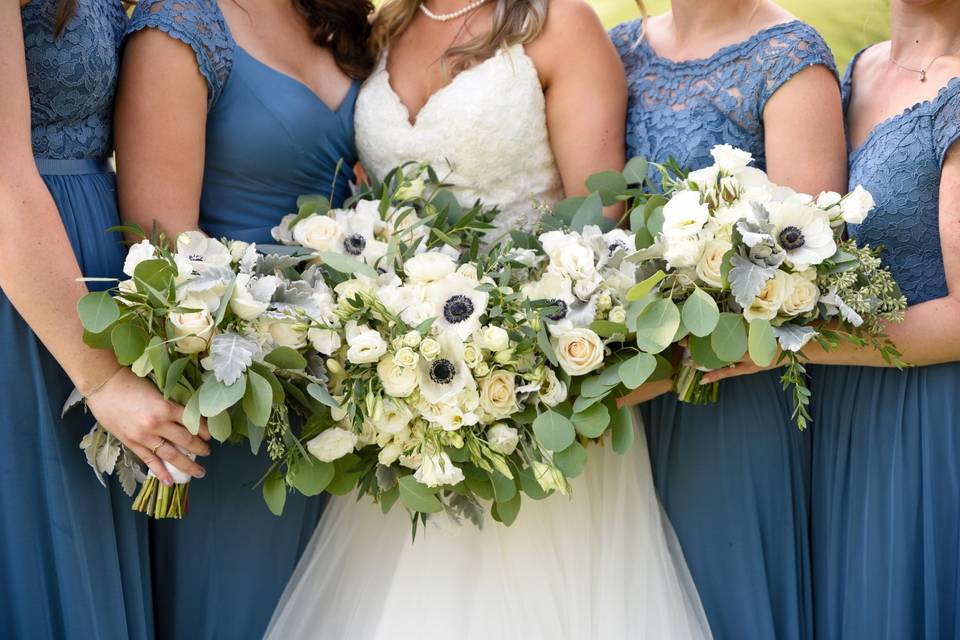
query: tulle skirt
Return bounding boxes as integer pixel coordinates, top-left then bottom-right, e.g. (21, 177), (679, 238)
(266, 414), (712, 639)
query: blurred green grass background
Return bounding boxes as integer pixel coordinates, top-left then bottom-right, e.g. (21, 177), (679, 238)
(590, 0), (890, 71)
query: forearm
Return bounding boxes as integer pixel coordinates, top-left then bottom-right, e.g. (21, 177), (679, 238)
(806, 295), (960, 368)
(0, 178), (120, 393)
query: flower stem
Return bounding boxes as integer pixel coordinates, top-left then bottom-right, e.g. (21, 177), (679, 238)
(132, 477), (190, 519)
(673, 362), (720, 405)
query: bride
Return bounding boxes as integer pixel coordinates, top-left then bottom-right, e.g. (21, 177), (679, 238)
(267, 1), (711, 638)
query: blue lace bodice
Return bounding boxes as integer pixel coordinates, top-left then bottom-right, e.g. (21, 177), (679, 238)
(842, 50), (960, 306)
(22, 0), (126, 159)
(125, 0), (358, 243)
(611, 19), (837, 181)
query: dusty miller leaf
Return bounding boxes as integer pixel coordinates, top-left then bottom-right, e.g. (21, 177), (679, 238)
(728, 255), (776, 307)
(773, 325), (819, 352)
(820, 289), (864, 327)
(208, 332), (260, 385)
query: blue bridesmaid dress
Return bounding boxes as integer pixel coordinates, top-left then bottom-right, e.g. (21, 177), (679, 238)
(1, 2), (153, 639)
(611, 20), (837, 640)
(810, 49), (960, 640)
(125, 1), (358, 637)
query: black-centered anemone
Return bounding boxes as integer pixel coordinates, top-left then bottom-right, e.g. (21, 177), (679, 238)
(189, 254), (204, 262)
(546, 298), (568, 321)
(608, 240), (629, 255)
(443, 294), (475, 324)
(429, 358), (456, 385)
(778, 226), (806, 251)
(343, 233), (367, 256)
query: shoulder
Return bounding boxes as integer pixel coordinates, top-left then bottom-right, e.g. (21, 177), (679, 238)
(530, 0), (623, 82)
(608, 18), (643, 58)
(754, 20), (836, 73)
(540, 0), (607, 46)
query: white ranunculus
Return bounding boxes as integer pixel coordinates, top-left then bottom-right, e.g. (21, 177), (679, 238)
(378, 354), (418, 398)
(292, 214), (342, 253)
(743, 270), (794, 322)
(662, 190), (710, 240)
(404, 251), (457, 284)
(346, 326), (388, 364)
(479, 370), (518, 420)
(553, 328), (605, 376)
(781, 272), (820, 317)
(122, 239), (157, 277)
(840, 185), (875, 225)
(307, 327), (341, 356)
(176, 231), (232, 272)
(307, 428), (358, 463)
(696, 239), (732, 288)
(663, 236), (706, 270)
(230, 273), (279, 321)
(486, 424), (520, 455)
(687, 165), (720, 191)
(711, 144), (753, 174)
(425, 273), (489, 341)
(414, 452), (465, 488)
(539, 231), (597, 281)
(770, 199), (838, 269)
(475, 326), (510, 352)
(170, 298), (216, 354)
(257, 316), (308, 350)
(539, 368), (568, 407)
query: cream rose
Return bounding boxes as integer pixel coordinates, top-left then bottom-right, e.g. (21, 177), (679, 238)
(419, 338), (441, 361)
(743, 271), (794, 322)
(170, 298), (216, 354)
(479, 370), (518, 420)
(552, 328), (604, 377)
(393, 346), (419, 369)
(607, 306), (627, 325)
(781, 273), (820, 317)
(486, 424), (520, 455)
(696, 239), (732, 288)
(292, 214), (342, 253)
(258, 317), (308, 350)
(306, 427), (357, 463)
(462, 343), (484, 369)
(377, 355), (418, 398)
(475, 326), (510, 352)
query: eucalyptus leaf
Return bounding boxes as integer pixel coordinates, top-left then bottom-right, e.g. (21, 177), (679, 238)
(163, 358), (191, 400)
(207, 410), (232, 443)
(111, 323), (147, 366)
(398, 475), (443, 514)
(198, 375), (247, 418)
(625, 270), (665, 301)
(182, 391), (202, 435)
(264, 346), (308, 370)
(611, 406), (636, 454)
(491, 493), (521, 526)
(682, 287), (721, 338)
(570, 192), (604, 231)
(78, 292), (120, 334)
(554, 442), (588, 478)
(491, 471), (518, 504)
(317, 251), (378, 278)
(307, 383), (340, 409)
(748, 319), (778, 367)
(518, 467), (551, 500)
(263, 473), (287, 516)
(711, 313), (749, 363)
(572, 402), (610, 438)
(288, 457), (335, 496)
(619, 352), (658, 388)
(689, 334), (730, 369)
(532, 410), (576, 452)
(634, 298), (681, 354)
(586, 171), (628, 206)
(623, 157), (649, 184)
(243, 370), (273, 427)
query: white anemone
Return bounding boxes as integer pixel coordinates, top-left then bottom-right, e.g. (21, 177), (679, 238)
(424, 274), (489, 341)
(176, 231), (232, 273)
(333, 208), (388, 267)
(769, 198), (837, 270)
(416, 332), (473, 405)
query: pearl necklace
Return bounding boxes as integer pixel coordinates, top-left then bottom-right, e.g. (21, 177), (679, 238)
(419, 0), (490, 23)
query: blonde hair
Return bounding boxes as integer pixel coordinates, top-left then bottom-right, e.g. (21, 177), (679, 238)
(372, 0), (548, 76)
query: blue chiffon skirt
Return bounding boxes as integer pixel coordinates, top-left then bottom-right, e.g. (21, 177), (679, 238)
(641, 370), (813, 640)
(151, 444), (325, 640)
(811, 363), (960, 639)
(0, 159), (152, 640)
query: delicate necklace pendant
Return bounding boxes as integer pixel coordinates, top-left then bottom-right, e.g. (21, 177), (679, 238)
(920, 69), (927, 83)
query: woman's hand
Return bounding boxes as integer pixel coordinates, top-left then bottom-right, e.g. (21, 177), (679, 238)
(86, 368), (210, 485)
(700, 356), (782, 385)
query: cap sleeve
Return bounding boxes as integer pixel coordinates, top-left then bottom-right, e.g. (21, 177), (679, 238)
(609, 19), (644, 69)
(755, 22), (839, 117)
(933, 80), (960, 167)
(125, 0), (234, 110)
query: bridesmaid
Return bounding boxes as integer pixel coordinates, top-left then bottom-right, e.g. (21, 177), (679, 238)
(611, 2), (845, 639)
(1, 0), (208, 638)
(114, 0), (373, 637)
(706, 1), (960, 637)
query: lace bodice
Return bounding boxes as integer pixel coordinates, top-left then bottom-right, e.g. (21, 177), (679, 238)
(355, 45), (563, 238)
(611, 19), (836, 182)
(22, 0), (126, 159)
(842, 49), (960, 306)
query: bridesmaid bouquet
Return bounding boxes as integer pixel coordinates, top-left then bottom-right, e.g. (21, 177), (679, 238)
(76, 229), (339, 518)
(612, 145), (908, 428)
(260, 166), (668, 530)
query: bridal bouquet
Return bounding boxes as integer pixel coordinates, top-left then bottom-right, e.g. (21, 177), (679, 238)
(76, 229), (337, 518)
(259, 166), (670, 529)
(614, 145), (907, 428)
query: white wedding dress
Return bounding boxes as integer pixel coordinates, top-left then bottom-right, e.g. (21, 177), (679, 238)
(266, 45), (712, 640)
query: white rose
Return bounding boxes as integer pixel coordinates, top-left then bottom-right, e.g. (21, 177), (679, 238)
(404, 252), (457, 284)
(553, 328), (605, 376)
(840, 185), (875, 225)
(378, 355), (418, 398)
(539, 368), (568, 407)
(462, 342), (484, 368)
(475, 326), (510, 352)
(307, 328), (341, 355)
(293, 215), (342, 253)
(170, 298), (216, 354)
(122, 239), (157, 277)
(607, 306), (627, 324)
(394, 346), (419, 368)
(662, 190), (710, 240)
(474, 361), (490, 378)
(402, 331), (422, 348)
(271, 214), (297, 244)
(257, 317), (308, 350)
(378, 441), (404, 466)
(479, 370), (518, 420)
(486, 424), (520, 455)
(419, 338), (441, 361)
(414, 452), (465, 488)
(781, 273), (820, 317)
(743, 271), (794, 322)
(346, 328), (388, 364)
(306, 428), (358, 463)
(710, 144), (753, 174)
(696, 239), (732, 288)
